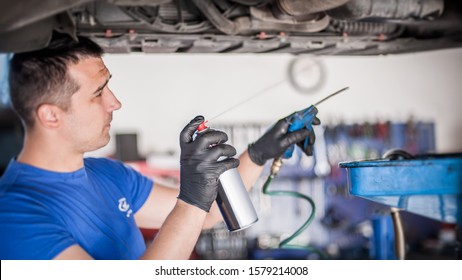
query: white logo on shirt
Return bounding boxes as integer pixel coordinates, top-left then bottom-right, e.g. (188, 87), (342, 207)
(118, 197), (133, 218)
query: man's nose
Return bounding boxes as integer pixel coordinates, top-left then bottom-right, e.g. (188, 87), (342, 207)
(106, 89), (122, 111)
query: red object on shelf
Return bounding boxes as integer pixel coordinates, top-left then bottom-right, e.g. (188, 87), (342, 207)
(125, 161), (180, 182)
(139, 228), (199, 259)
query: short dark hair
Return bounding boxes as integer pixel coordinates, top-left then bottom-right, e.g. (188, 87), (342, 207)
(9, 33), (104, 127)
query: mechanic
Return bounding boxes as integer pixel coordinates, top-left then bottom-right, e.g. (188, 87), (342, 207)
(0, 33), (319, 260)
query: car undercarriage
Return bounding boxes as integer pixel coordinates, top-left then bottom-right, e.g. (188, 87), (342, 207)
(1, 0), (462, 55)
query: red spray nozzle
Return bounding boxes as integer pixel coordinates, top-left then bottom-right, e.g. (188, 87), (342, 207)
(197, 121), (208, 132)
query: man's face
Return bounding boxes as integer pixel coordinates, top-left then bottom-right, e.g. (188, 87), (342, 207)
(62, 56), (121, 153)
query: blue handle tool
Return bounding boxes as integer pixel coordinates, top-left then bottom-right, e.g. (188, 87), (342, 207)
(283, 86), (349, 159)
(283, 105), (319, 158)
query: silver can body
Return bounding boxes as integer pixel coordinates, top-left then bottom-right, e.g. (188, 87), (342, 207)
(194, 127), (258, 232)
(217, 168), (259, 232)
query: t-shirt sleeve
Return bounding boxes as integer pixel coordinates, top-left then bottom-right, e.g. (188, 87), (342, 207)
(0, 203), (76, 260)
(99, 158), (154, 213)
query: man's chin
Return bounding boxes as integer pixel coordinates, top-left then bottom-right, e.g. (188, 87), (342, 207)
(100, 134), (111, 149)
(87, 135), (111, 153)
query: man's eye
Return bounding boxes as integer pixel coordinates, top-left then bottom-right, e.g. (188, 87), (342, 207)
(95, 91), (103, 97)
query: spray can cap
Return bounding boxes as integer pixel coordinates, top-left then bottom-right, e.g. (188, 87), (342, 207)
(197, 121), (208, 132)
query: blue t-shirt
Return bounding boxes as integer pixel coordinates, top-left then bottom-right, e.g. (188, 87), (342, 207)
(0, 157), (153, 260)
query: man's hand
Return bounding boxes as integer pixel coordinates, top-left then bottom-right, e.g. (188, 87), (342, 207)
(247, 116), (320, 166)
(178, 116), (239, 212)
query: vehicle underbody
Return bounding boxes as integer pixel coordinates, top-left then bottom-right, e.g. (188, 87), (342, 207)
(1, 0), (462, 55)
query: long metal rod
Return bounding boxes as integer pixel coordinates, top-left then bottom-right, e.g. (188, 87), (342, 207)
(391, 207), (406, 260)
(209, 85), (349, 122)
(208, 70), (351, 122)
(314, 86), (349, 106)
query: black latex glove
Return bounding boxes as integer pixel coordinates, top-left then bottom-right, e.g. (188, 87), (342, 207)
(248, 116), (321, 166)
(178, 116), (240, 212)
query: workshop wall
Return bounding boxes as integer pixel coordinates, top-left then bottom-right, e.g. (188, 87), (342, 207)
(87, 48), (462, 158)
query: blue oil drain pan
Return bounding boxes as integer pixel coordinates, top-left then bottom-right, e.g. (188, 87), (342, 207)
(339, 153), (462, 225)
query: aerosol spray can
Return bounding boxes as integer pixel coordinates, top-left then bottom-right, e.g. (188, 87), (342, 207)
(195, 122), (258, 232)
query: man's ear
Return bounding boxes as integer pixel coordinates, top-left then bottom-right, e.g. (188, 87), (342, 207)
(36, 104), (61, 129)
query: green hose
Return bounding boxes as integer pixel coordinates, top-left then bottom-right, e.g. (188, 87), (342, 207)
(262, 158), (328, 259)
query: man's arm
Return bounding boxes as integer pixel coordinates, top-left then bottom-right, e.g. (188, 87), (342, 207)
(54, 245), (93, 260)
(141, 116), (237, 259)
(203, 150), (263, 228)
(237, 150), (264, 190)
(134, 150), (264, 230)
(134, 182), (178, 229)
(54, 199), (207, 260)
(140, 199), (206, 259)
